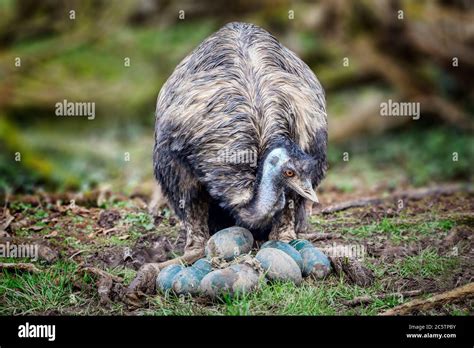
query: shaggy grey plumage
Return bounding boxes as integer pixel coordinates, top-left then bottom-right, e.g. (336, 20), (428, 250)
(154, 22), (327, 264)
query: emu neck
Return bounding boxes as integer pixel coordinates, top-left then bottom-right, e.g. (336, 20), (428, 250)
(254, 152), (284, 215)
(238, 148), (287, 228)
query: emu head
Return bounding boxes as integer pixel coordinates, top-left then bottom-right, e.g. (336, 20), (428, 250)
(263, 145), (319, 203)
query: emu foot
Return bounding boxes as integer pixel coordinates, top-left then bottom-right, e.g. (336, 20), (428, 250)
(268, 229), (297, 243)
(125, 249), (205, 307)
(125, 263), (161, 307)
(156, 248), (204, 268)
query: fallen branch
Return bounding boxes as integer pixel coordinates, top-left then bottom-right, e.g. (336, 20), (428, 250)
(344, 289), (423, 307)
(380, 282), (474, 315)
(320, 198), (382, 214)
(69, 250), (86, 260)
(6, 190), (128, 209)
(298, 232), (341, 241)
(319, 184), (472, 215)
(0, 262), (40, 273)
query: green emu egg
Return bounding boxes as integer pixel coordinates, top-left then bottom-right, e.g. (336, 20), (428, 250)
(300, 246), (331, 279)
(261, 240), (304, 270)
(156, 264), (185, 293)
(200, 264), (260, 299)
(193, 258), (213, 273)
(172, 260), (213, 295)
(289, 239), (312, 251)
(255, 248), (302, 285)
(205, 226), (254, 261)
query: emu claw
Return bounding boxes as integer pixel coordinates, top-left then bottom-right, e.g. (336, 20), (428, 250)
(125, 262), (161, 307)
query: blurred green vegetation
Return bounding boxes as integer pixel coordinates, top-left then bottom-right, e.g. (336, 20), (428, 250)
(327, 127), (473, 191)
(0, 0), (472, 194)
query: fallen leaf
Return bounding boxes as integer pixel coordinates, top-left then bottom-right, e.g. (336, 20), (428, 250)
(1, 209), (14, 230)
(118, 235), (130, 240)
(102, 227), (117, 235)
(10, 218), (30, 230)
(44, 230), (58, 239)
(0, 231), (11, 238)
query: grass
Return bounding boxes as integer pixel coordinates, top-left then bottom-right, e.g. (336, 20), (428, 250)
(0, 244), (465, 316)
(146, 277), (402, 316)
(94, 211), (156, 247)
(8, 202), (33, 213)
(122, 212), (155, 232)
(365, 247), (461, 284)
(444, 305), (471, 316)
(0, 261), (89, 315)
(107, 266), (137, 284)
(388, 248), (459, 278)
(340, 218), (456, 243)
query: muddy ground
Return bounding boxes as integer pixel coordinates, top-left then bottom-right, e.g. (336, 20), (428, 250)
(0, 185), (472, 315)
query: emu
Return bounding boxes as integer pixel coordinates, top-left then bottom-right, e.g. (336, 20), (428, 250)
(154, 22), (327, 267)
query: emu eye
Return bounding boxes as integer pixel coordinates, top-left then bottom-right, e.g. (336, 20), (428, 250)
(284, 170), (295, 177)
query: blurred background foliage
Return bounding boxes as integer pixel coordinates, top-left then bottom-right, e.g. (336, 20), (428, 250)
(0, 0), (472, 196)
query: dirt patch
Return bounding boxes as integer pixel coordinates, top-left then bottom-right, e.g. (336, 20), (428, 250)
(86, 231), (185, 270)
(439, 226), (473, 251)
(98, 210), (122, 229)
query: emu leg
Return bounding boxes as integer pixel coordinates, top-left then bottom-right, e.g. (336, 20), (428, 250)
(155, 210), (210, 268)
(126, 201), (209, 304)
(268, 203), (297, 242)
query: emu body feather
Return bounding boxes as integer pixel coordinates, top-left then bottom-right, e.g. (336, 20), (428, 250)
(154, 22), (327, 247)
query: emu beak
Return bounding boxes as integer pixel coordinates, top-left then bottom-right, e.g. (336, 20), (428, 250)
(288, 178), (319, 203)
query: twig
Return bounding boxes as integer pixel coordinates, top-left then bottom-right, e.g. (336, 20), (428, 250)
(380, 282), (474, 315)
(320, 198), (382, 214)
(0, 262), (40, 273)
(298, 232), (341, 241)
(344, 289), (423, 307)
(80, 266), (123, 283)
(69, 250), (86, 260)
(319, 184), (472, 215)
(101, 227), (117, 235)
